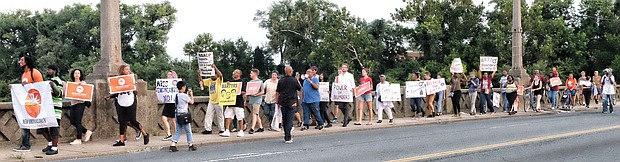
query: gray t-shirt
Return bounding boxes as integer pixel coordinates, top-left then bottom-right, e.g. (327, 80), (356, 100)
(248, 79), (264, 105)
(176, 93), (190, 114)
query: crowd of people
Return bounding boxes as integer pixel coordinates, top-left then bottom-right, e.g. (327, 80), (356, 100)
(10, 54), (617, 153)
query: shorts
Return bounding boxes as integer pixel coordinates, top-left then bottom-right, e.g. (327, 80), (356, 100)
(358, 94), (373, 102)
(567, 89), (577, 96)
(36, 119), (61, 138)
(252, 104), (261, 115)
(162, 103), (176, 118)
(225, 107), (245, 119)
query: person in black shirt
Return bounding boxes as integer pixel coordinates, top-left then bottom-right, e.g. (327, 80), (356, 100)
(276, 66), (302, 143)
(219, 69), (247, 137)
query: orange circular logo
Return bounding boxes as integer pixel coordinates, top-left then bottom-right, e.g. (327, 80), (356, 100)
(24, 89), (42, 118)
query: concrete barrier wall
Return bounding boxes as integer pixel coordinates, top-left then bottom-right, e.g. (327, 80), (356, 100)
(0, 86), (617, 142)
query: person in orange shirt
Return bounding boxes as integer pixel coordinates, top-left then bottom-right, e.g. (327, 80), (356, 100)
(566, 74), (578, 107)
(13, 55), (44, 152)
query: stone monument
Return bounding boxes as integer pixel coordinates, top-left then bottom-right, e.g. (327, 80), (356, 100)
(509, 0), (530, 84)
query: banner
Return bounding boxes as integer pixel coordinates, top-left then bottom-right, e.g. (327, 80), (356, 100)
(108, 74), (136, 94)
(424, 79), (447, 94)
(517, 86), (524, 95)
(11, 82), (59, 129)
(381, 84), (401, 102)
(219, 82), (241, 106)
(156, 79), (182, 103)
(549, 77), (562, 86)
(405, 81), (426, 98)
(246, 82), (262, 95)
(331, 83), (353, 102)
(480, 57), (498, 71)
(450, 58), (464, 73)
(493, 92), (500, 108)
(64, 82), (94, 102)
(354, 82), (372, 97)
(198, 52), (215, 77)
(319, 82), (330, 102)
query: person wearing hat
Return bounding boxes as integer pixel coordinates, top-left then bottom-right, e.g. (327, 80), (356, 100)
(601, 68), (616, 113)
(37, 64), (64, 155)
(375, 75), (394, 124)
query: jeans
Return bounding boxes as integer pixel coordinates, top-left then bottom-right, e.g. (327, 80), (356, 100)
(410, 98), (424, 115)
(263, 103), (276, 124)
(602, 94), (615, 113)
(281, 105), (297, 141)
(436, 91), (444, 113)
(21, 129), (30, 148)
(173, 114), (193, 144)
(502, 92), (508, 111)
(548, 91), (558, 108)
(479, 93), (494, 113)
(70, 103), (88, 139)
(302, 102), (324, 126)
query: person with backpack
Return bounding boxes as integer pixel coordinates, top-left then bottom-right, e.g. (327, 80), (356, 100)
(169, 81), (197, 152)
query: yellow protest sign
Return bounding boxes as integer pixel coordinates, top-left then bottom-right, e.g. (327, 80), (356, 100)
(219, 82), (241, 106)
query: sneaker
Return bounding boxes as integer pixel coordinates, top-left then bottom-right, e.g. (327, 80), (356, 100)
(219, 131), (225, 134)
(330, 118), (338, 123)
(116, 139), (128, 143)
(325, 123), (332, 128)
(201, 130), (212, 134)
(318, 125), (324, 130)
(257, 128), (264, 132)
(112, 141), (125, 146)
(237, 131), (245, 137)
(389, 119), (394, 125)
(611, 111), (615, 114)
(219, 130), (231, 137)
(231, 128), (238, 132)
(189, 145), (197, 151)
(377, 120), (382, 123)
(249, 129), (255, 134)
(42, 146), (51, 152)
(136, 130), (142, 140)
(300, 126), (309, 131)
(285, 140), (293, 144)
(163, 135), (173, 141)
(298, 122), (303, 127)
(45, 149), (58, 155)
(70, 139), (82, 145)
(14, 145), (30, 152)
(84, 130), (93, 142)
(143, 133), (150, 145)
(169, 146), (178, 152)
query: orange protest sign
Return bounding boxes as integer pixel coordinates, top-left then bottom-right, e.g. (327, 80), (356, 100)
(65, 82), (94, 101)
(108, 75), (137, 94)
(517, 86), (524, 95)
(355, 82), (372, 97)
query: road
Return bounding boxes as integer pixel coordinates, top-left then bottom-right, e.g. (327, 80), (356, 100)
(60, 111), (620, 162)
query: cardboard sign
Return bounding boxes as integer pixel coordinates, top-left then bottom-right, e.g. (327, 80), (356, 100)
(517, 86), (524, 95)
(579, 80), (592, 87)
(156, 79), (182, 103)
(65, 82), (94, 102)
(424, 79), (447, 94)
(549, 77), (562, 86)
(493, 92), (500, 108)
(381, 84), (401, 102)
(331, 83), (353, 102)
(246, 82), (262, 95)
(198, 52), (215, 77)
(355, 82), (372, 97)
(11, 82), (59, 129)
(319, 82), (330, 102)
(108, 75), (136, 94)
(219, 82), (241, 106)
(480, 57), (498, 71)
(450, 58), (464, 73)
(405, 81), (426, 98)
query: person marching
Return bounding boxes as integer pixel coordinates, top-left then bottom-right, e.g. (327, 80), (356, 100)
(219, 69), (247, 137)
(276, 66), (302, 143)
(68, 69), (94, 145)
(168, 81), (197, 152)
(38, 64), (64, 155)
(375, 75), (394, 124)
(301, 68), (325, 131)
(161, 71), (178, 140)
(248, 69), (265, 134)
(355, 68), (373, 125)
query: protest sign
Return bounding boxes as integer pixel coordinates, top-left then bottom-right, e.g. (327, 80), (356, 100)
(450, 58), (464, 73)
(493, 92), (500, 108)
(11, 82), (59, 129)
(424, 79), (447, 94)
(219, 82), (241, 106)
(198, 52), (215, 77)
(480, 57), (498, 71)
(550, 77), (562, 86)
(156, 79), (182, 103)
(405, 81), (426, 98)
(65, 82), (94, 102)
(108, 74), (136, 94)
(517, 86), (524, 95)
(319, 82), (330, 102)
(381, 84), (401, 102)
(246, 82), (262, 95)
(331, 83), (353, 102)
(355, 82), (372, 97)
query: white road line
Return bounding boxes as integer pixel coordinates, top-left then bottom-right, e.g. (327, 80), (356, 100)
(204, 150), (303, 162)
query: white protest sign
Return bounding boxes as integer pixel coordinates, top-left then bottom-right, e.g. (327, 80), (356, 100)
(493, 92), (500, 108)
(319, 82), (330, 102)
(156, 79), (182, 103)
(424, 79), (447, 94)
(11, 82), (59, 129)
(331, 83), (353, 102)
(381, 84), (401, 102)
(198, 52), (215, 77)
(406, 81), (426, 98)
(480, 56), (498, 71)
(450, 58), (464, 73)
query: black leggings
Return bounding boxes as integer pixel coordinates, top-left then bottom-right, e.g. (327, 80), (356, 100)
(507, 92), (518, 111)
(319, 102), (331, 123)
(452, 91), (462, 114)
(70, 103), (88, 139)
(583, 89), (592, 106)
(116, 100), (142, 135)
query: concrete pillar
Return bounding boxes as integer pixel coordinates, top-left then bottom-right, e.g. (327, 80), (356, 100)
(509, 0), (530, 85)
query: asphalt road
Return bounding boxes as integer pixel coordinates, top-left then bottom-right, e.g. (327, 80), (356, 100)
(60, 111), (620, 162)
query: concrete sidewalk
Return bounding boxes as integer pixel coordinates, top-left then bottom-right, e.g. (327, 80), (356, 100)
(1, 104), (606, 162)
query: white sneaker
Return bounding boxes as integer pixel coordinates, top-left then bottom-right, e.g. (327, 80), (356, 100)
(237, 131), (245, 137)
(70, 139), (82, 145)
(219, 130), (230, 137)
(84, 130), (93, 142)
(285, 140), (293, 144)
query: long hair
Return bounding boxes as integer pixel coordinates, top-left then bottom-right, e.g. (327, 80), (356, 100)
(168, 70), (178, 79)
(70, 69), (85, 82)
(118, 64), (129, 75)
(22, 54), (36, 81)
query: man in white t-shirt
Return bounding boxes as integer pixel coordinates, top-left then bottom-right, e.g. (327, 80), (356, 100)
(601, 68), (616, 114)
(335, 63), (355, 127)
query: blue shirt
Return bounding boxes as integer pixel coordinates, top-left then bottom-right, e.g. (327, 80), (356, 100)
(302, 77), (320, 103)
(500, 76), (508, 93)
(468, 78), (480, 93)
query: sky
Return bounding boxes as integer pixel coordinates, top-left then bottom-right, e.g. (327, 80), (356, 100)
(0, 0), (513, 62)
